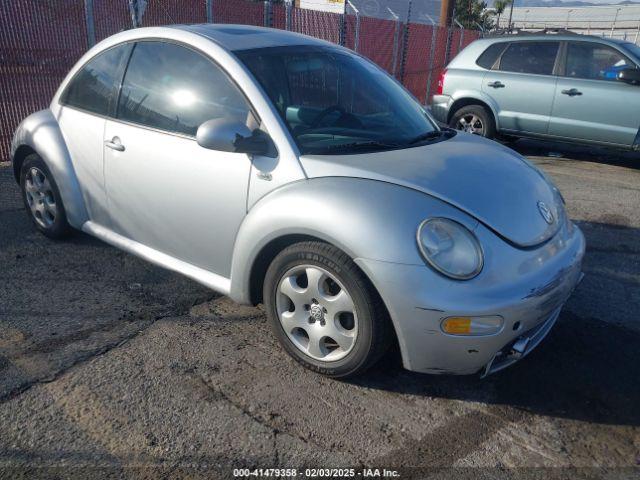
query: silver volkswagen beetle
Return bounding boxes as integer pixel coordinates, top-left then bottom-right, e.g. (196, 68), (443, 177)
(10, 25), (585, 378)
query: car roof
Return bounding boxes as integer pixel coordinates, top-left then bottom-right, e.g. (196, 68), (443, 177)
(173, 24), (332, 51)
(480, 33), (629, 47)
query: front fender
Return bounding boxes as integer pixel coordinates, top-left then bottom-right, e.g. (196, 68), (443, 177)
(229, 177), (478, 305)
(11, 109), (89, 228)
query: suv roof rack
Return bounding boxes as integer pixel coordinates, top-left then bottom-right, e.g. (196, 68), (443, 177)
(486, 28), (586, 38)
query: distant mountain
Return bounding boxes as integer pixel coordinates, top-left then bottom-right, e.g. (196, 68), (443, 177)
(490, 0), (639, 6)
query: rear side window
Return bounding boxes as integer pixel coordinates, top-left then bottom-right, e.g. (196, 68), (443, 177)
(61, 45), (129, 115)
(476, 43), (507, 69)
(499, 42), (560, 76)
(565, 42), (633, 81)
(117, 41), (251, 136)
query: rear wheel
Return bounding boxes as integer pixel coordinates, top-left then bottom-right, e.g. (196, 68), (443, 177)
(449, 105), (496, 139)
(264, 241), (392, 378)
(20, 154), (70, 239)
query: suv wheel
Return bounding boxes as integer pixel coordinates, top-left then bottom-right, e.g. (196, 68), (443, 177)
(449, 105), (496, 139)
(20, 154), (71, 239)
(264, 241), (392, 378)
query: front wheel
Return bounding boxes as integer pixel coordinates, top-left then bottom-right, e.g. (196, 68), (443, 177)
(20, 154), (71, 239)
(263, 242), (392, 378)
(449, 105), (496, 139)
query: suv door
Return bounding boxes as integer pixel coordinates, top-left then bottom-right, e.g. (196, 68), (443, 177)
(548, 41), (640, 147)
(103, 41), (256, 277)
(482, 40), (560, 134)
(57, 44), (131, 227)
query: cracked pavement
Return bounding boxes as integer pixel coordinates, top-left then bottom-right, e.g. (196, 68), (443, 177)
(0, 140), (639, 478)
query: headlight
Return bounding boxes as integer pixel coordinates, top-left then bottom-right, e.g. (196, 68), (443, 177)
(417, 218), (483, 280)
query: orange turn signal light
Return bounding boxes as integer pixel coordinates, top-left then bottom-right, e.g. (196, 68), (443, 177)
(442, 317), (472, 334)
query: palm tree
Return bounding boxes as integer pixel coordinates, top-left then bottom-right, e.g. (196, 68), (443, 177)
(493, 0), (512, 30)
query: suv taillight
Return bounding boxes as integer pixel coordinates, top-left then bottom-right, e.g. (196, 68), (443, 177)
(436, 69), (447, 95)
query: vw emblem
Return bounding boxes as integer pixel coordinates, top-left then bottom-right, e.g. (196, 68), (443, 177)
(537, 201), (554, 224)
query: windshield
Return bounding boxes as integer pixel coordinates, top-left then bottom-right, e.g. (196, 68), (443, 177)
(236, 45), (439, 154)
(621, 42), (640, 64)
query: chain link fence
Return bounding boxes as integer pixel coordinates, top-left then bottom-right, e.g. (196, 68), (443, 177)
(0, 0), (481, 161)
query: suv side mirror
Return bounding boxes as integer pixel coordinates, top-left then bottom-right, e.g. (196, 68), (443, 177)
(196, 118), (275, 156)
(616, 68), (640, 85)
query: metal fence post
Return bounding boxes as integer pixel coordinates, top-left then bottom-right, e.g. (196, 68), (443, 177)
(285, 0), (292, 31)
(611, 8), (621, 38)
(84, 0), (96, 47)
(455, 18), (464, 54)
(206, 0), (213, 23)
(424, 20), (438, 105)
(635, 21), (639, 44)
(347, 0), (360, 52)
(264, 0), (272, 28)
(388, 7), (400, 77)
(444, 26), (452, 64)
(399, 0), (412, 83)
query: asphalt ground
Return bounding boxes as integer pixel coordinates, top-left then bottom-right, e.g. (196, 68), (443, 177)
(0, 140), (639, 479)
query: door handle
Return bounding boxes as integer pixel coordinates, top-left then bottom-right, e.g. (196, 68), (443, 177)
(104, 137), (125, 152)
(561, 88), (582, 96)
(487, 81), (505, 88)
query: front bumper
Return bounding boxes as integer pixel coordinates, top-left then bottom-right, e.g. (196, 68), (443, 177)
(356, 222), (586, 376)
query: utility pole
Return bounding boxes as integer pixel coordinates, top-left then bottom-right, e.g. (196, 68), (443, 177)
(439, 0), (454, 26)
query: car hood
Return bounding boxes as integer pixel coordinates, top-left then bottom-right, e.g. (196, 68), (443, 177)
(299, 133), (561, 248)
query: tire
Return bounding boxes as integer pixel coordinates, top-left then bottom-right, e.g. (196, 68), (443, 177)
(263, 241), (392, 378)
(449, 104), (496, 139)
(20, 154), (71, 239)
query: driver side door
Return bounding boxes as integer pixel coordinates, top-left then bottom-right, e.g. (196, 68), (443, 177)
(103, 40), (255, 277)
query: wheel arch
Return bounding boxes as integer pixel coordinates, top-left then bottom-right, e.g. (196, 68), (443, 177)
(244, 232), (402, 360)
(447, 93), (500, 131)
(247, 233), (323, 306)
(11, 145), (37, 183)
(11, 109), (89, 228)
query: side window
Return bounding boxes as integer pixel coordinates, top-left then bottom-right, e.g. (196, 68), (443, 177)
(499, 42), (559, 76)
(61, 45), (129, 115)
(476, 43), (508, 70)
(566, 43), (632, 81)
(117, 41), (251, 136)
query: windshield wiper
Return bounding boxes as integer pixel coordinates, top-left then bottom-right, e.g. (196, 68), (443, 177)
(307, 140), (401, 154)
(406, 130), (444, 145)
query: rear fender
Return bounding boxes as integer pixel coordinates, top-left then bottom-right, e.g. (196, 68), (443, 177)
(450, 89), (501, 130)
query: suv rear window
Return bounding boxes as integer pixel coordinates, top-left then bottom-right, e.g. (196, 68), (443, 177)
(499, 41), (560, 76)
(476, 43), (508, 69)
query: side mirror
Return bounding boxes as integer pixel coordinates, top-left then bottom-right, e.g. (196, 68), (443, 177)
(196, 118), (274, 156)
(616, 68), (640, 85)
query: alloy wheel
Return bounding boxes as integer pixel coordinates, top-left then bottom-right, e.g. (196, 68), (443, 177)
(24, 167), (57, 228)
(456, 114), (484, 135)
(276, 265), (358, 362)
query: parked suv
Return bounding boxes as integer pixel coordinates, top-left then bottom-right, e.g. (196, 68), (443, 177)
(431, 33), (640, 150)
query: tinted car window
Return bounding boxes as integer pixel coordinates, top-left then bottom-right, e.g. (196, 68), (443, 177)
(61, 45), (129, 115)
(621, 42), (640, 62)
(117, 41), (250, 136)
(476, 43), (507, 70)
(237, 46), (438, 155)
(499, 42), (559, 75)
(566, 42), (632, 81)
